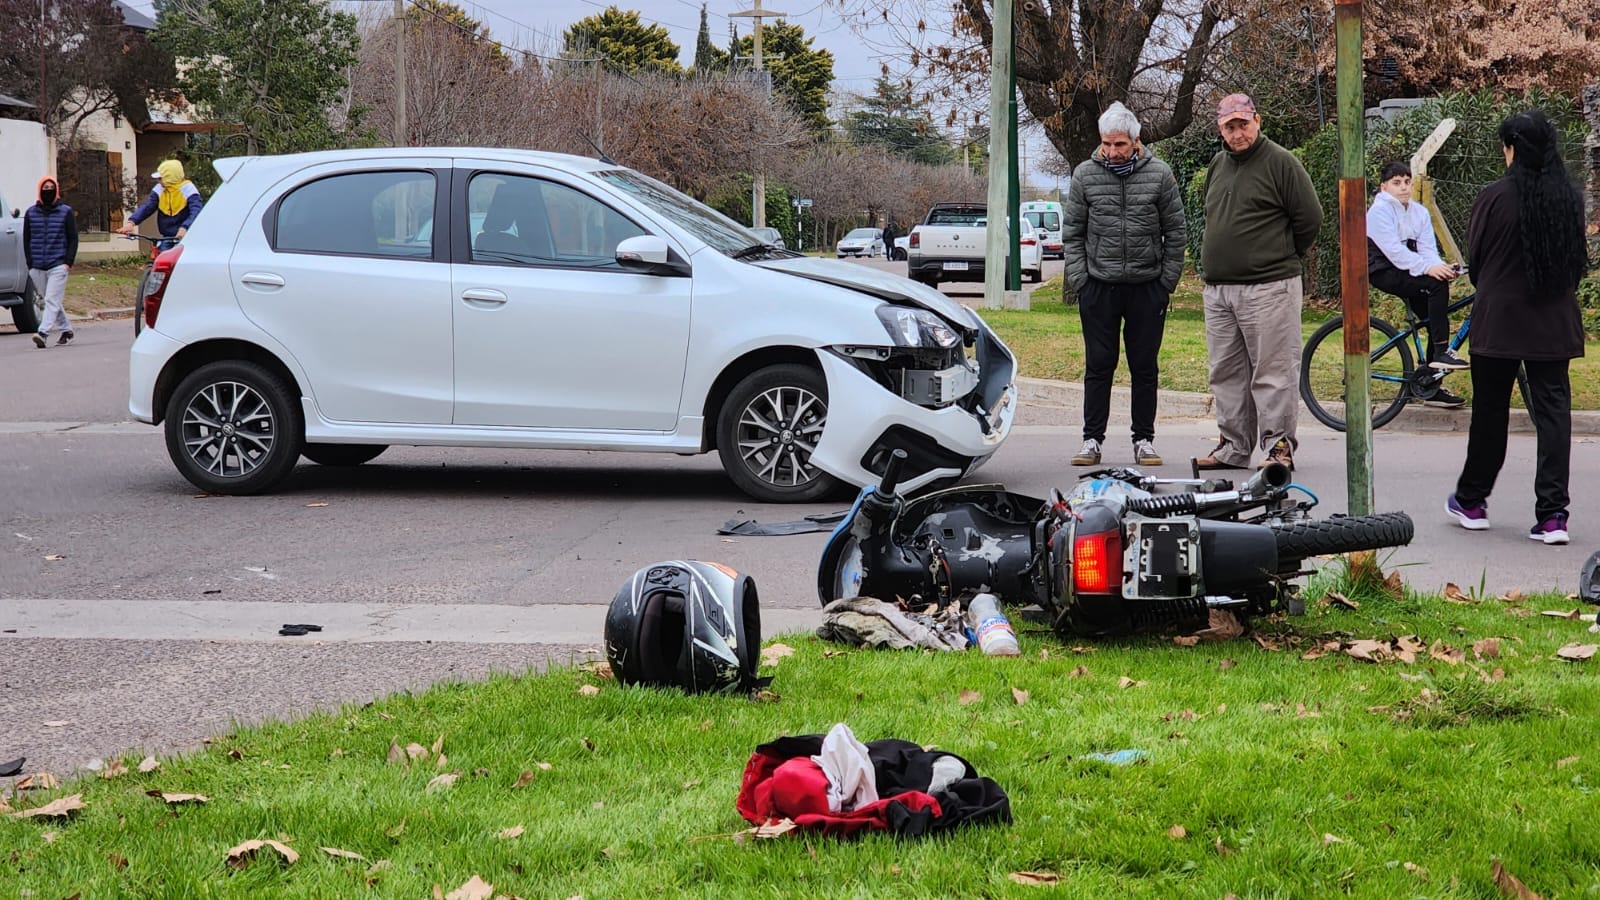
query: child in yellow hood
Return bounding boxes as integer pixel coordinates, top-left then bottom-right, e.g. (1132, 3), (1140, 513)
(118, 159), (205, 239)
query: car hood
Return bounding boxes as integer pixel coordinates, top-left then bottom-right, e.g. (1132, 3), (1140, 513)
(755, 257), (977, 328)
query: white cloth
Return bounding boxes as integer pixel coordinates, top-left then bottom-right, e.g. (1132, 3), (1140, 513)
(29, 265), (70, 336)
(810, 722), (879, 813)
(1366, 191), (1444, 277)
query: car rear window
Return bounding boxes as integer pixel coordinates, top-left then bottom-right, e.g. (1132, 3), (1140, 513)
(926, 208), (986, 226)
(274, 170), (435, 258)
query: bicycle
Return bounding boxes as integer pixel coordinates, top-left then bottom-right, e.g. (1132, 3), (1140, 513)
(124, 234), (179, 336)
(1299, 290), (1531, 432)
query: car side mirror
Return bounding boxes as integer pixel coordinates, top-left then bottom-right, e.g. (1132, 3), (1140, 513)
(616, 235), (690, 277)
(9, 209), (17, 218)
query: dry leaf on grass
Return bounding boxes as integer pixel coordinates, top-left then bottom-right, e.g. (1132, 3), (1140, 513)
(1214, 838), (1236, 857)
(958, 690), (982, 705)
(1491, 859), (1542, 899)
(1556, 643), (1597, 661)
(1192, 609), (1244, 642)
(1252, 634), (1283, 651)
(1172, 635), (1200, 647)
(1429, 642), (1465, 665)
(1068, 665), (1090, 678)
(511, 770), (534, 789)
(1344, 639), (1388, 662)
(1219, 658), (1237, 670)
(1556, 756), (1579, 769)
(1500, 589), (1528, 604)
(322, 847), (367, 861)
(147, 791), (208, 805)
(1008, 871), (1061, 885)
(760, 643), (796, 666)
(577, 685), (601, 697)
(100, 760), (128, 780)
(1473, 639), (1501, 660)
(753, 690), (781, 703)
(1326, 592), (1359, 610)
(1118, 676), (1146, 689)
(1167, 825), (1188, 839)
(425, 773), (460, 793)
(137, 756), (160, 773)
(10, 794), (85, 819)
(445, 875), (494, 900)
(226, 839), (299, 869)
(387, 741), (405, 766)
(1321, 833), (1344, 846)
(15, 773), (58, 791)
(1011, 688), (1029, 705)
(497, 825), (524, 840)
(1443, 583), (1475, 603)
(1541, 609), (1583, 619)
(406, 743), (428, 760)
(431, 735), (445, 756)
(1297, 703), (1322, 718)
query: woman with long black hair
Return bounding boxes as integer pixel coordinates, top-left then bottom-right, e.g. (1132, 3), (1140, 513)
(1445, 109), (1588, 545)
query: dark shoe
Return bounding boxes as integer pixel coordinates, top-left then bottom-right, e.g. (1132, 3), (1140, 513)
(1446, 493), (1489, 531)
(1194, 445), (1247, 470)
(56, 331), (73, 346)
(1425, 386), (1467, 409)
(1429, 348), (1469, 370)
(32, 332), (46, 349)
(1259, 439), (1294, 471)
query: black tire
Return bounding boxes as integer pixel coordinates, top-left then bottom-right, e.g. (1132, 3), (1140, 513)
(1299, 315), (1414, 432)
(716, 363), (841, 503)
(11, 279), (40, 334)
(1271, 512), (1415, 562)
(1027, 268), (1042, 284)
(133, 268), (149, 336)
(893, 249), (907, 261)
(164, 360), (303, 495)
(302, 443), (387, 466)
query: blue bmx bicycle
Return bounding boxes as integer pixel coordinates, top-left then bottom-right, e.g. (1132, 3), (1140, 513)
(1299, 290), (1531, 432)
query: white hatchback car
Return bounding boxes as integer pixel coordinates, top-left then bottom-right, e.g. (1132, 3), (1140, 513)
(129, 149), (1017, 503)
(835, 227), (884, 258)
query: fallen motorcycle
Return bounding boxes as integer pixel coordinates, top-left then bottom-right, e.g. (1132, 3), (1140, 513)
(818, 450), (1415, 637)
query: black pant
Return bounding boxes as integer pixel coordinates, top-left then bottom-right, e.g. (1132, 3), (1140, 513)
(1368, 266), (1451, 361)
(1455, 355), (1571, 521)
(1078, 277), (1168, 444)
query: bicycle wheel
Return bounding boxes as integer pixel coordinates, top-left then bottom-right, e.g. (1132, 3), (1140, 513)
(1299, 315), (1414, 432)
(133, 267), (150, 336)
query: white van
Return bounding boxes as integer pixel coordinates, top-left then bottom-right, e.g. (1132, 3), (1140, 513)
(1020, 200), (1063, 259)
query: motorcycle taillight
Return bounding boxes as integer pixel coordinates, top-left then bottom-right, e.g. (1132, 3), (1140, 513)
(1072, 531), (1123, 594)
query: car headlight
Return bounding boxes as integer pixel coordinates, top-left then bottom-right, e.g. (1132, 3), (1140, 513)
(876, 306), (962, 348)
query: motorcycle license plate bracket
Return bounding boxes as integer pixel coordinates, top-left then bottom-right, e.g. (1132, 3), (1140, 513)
(1123, 516), (1202, 600)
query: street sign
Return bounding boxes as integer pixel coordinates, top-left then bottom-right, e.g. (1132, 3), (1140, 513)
(795, 198), (813, 208)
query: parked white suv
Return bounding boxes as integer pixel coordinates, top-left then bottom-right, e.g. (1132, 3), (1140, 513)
(129, 149), (1017, 502)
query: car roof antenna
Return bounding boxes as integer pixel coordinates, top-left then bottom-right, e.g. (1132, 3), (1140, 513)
(576, 130), (617, 166)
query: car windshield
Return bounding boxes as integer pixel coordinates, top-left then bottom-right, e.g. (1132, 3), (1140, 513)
(1025, 212), (1060, 231)
(926, 208), (986, 226)
(593, 168), (759, 256)
(844, 228), (878, 239)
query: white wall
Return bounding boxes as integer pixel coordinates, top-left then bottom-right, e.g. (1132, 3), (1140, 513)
(0, 117), (49, 216)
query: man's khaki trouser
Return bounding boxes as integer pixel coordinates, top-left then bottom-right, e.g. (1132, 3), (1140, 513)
(1202, 276), (1303, 467)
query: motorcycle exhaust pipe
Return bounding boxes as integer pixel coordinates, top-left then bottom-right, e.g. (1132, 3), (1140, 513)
(1240, 461), (1291, 499)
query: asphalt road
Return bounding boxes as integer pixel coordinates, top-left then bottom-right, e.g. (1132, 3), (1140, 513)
(3, 311), (1596, 776)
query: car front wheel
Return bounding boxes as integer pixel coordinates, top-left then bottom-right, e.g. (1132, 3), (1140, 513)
(164, 360), (303, 495)
(716, 364), (841, 503)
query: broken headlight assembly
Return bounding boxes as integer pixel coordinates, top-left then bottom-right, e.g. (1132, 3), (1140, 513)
(876, 306), (963, 349)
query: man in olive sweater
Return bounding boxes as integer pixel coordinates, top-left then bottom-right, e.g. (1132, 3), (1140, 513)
(1063, 101), (1186, 468)
(1197, 93), (1321, 471)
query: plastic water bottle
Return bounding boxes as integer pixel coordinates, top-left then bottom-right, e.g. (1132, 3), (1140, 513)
(967, 593), (1020, 656)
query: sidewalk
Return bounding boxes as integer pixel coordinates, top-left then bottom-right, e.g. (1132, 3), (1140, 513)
(1015, 376), (1600, 436)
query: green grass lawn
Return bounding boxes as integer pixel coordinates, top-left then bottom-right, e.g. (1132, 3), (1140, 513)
(985, 273), (1600, 409)
(6, 573), (1600, 896)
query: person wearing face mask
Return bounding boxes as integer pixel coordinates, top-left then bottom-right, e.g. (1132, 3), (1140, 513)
(1061, 101), (1187, 469)
(22, 176), (79, 348)
(1196, 93), (1322, 472)
(117, 159), (205, 240)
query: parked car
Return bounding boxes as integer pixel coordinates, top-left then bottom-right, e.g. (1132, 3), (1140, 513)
(128, 148), (1018, 503)
(892, 235), (909, 260)
(835, 227), (884, 258)
(907, 204), (1041, 286)
(751, 226), (785, 249)
(1020, 199), (1064, 259)
(0, 190), (40, 334)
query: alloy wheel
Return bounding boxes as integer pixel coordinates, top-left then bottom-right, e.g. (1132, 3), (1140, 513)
(180, 380), (278, 479)
(734, 385), (827, 488)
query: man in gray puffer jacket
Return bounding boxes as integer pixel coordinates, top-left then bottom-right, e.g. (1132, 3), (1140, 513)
(1063, 102), (1187, 467)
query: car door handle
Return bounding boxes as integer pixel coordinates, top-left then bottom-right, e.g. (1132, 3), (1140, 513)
(240, 272), (286, 288)
(461, 289), (508, 307)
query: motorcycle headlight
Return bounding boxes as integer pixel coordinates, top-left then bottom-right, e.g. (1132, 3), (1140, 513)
(876, 306), (962, 349)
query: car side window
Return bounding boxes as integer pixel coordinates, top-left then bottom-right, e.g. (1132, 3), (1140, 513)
(467, 173), (644, 268)
(274, 170), (435, 258)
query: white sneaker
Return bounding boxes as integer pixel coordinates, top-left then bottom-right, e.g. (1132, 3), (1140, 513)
(1072, 439), (1102, 466)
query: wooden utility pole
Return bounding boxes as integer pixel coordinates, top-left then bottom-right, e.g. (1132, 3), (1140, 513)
(731, 0), (785, 228)
(982, 0), (1014, 309)
(1336, 0), (1371, 515)
(393, 0), (407, 146)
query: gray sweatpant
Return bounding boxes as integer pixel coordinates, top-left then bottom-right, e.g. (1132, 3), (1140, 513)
(1202, 276), (1303, 467)
(29, 264), (71, 336)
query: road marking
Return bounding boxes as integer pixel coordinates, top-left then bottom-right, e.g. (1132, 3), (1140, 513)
(0, 598), (823, 645)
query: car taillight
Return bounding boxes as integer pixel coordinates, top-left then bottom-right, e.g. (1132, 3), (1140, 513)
(909, 232), (920, 249)
(1073, 530), (1123, 594)
(143, 244), (183, 330)
(1021, 237), (1036, 245)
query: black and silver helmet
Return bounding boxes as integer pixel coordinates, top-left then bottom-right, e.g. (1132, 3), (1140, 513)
(605, 560), (761, 694)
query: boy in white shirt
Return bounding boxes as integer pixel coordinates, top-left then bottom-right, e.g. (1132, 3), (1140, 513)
(1367, 161), (1467, 407)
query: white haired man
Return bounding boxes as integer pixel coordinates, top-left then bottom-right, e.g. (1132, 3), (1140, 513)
(1062, 101), (1187, 467)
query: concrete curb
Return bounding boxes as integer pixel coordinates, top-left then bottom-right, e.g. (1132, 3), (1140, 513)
(1016, 376), (1600, 436)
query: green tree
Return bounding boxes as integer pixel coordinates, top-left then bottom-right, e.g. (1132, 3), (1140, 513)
(155, 0), (362, 155)
(563, 6), (682, 76)
(730, 21), (833, 137)
(692, 3), (727, 75)
(843, 76), (957, 166)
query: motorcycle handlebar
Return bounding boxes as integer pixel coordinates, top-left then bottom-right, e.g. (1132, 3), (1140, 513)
(877, 449), (908, 497)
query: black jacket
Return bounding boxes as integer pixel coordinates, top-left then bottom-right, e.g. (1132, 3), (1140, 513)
(1465, 177), (1584, 361)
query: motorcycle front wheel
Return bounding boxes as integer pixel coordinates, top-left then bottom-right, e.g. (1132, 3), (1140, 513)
(1270, 511), (1414, 562)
